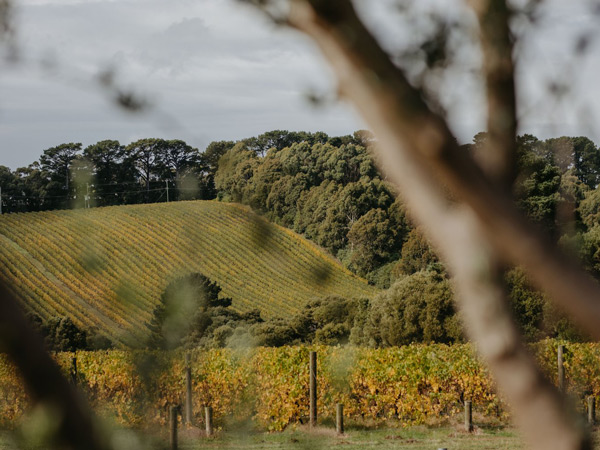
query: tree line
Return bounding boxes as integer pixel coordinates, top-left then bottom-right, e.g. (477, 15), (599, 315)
(214, 131), (600, 279)
(0, 130), (357, 213)
(0, 139), (210, 211)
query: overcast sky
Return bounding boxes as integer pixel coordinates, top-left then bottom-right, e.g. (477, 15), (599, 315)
(0, 0), (599, 169)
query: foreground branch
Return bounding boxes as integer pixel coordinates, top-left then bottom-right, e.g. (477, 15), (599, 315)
(287, 0), (600, 342)
(0, 283), (107, 450)
(284, 0), (590, 448)
(445, 212), (588, 450)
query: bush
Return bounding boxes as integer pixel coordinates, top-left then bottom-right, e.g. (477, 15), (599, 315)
(394, 228), (442, 275)
(26, 313), (106, 351)
(356, 270), (462, 346)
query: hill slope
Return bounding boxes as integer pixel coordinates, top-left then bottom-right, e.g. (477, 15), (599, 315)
(0, 201), (377, 345)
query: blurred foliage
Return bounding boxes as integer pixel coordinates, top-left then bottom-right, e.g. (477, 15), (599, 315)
(147, 273), (233, 349)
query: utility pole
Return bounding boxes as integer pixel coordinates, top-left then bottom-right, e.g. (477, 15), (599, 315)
(85, 183), (90, 209)
(166, 180), (169, 203)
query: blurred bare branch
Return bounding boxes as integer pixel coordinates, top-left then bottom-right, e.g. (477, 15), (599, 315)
(0, 281), (108, 450)
(281, 0), (595, 448)
(285, 0), (600, 344)
(0, 0), (17, 61)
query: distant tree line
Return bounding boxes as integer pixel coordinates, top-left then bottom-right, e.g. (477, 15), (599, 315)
(0, 139), (212, 211)
(0, 130), (360, 213)
(213, 132), (600, 279)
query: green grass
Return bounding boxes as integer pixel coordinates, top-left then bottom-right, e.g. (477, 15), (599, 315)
(0, 201), (376, 345)
(178, 426), (523, 450)
(0, 425), (524, 450)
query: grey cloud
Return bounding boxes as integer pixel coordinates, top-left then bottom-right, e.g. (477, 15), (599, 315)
(5, 0), (598, 171)
(0, 0), (361, 169)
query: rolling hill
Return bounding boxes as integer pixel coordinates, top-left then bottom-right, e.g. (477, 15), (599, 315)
(0, 201), (377, 346)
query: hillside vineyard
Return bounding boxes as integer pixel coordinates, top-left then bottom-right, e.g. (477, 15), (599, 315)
(0, 201), (376, 346)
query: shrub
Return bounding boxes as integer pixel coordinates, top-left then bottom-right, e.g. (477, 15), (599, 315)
(356, 270), (462, 346)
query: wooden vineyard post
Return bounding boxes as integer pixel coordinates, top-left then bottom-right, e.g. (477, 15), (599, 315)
(70, 356), (77, 386)
(588, 396), (595, 426)
(309, 351), (317, 427)
(336, 403), (344, 435)
(170, 406), (178, 450)
(205, 406), (213, 436)
(185, 353), (192, 425)
(465, 400), (473, 432)
(558, 344), (565, 393)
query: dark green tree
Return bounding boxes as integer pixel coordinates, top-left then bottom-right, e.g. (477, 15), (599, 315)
(578, 185), (600, 229)
(357, 270), (461, 347)
(506, 267), (585, 341)
(242, 153), (283, 210)
(545, 136), (600, 188)
(125, 138), (167, 202)
(243, 130), (314, 157)
(346, 208), (404, 276)
(395, 228), (440, 275)
(0, 165), (18, 213)
(12, 164), (47, 212)
(514, 136), (561, 235)
(214, 143), (258, 202)
(38, 143), (82, 209)
(44, 317), (89, 352)
(265, 173), (310, 227)
(202, 140), (236, 174)
(505, 268), (546, 341)
(250, 295), (358, 346)
(83, 140), (137, 206)
(199, 140), (236, 199)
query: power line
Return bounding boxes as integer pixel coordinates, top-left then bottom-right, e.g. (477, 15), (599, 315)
(0, 184), (206, 205)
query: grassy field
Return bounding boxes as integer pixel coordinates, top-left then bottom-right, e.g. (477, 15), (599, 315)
(0, 201), (376, 346)
(175, 426), (523, 450)
(0, 425), (524, 450)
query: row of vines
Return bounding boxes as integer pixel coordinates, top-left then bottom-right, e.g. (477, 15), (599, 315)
(0, 201), (376, 345)
(1, 342), (597, 431)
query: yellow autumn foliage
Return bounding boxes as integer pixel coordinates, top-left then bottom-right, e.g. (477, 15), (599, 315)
(3, 341), (597, 430)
